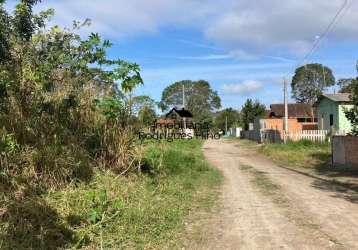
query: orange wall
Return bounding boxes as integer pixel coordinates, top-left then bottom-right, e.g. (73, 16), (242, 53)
(263, 118), (303, 131)
(262, 118), (317, 132)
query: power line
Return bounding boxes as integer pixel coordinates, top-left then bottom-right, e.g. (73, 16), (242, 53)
(300, 0), (349, 65)
(285, 0), (351, 77)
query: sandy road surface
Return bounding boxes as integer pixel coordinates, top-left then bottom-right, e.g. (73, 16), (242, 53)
(200, 139), (358, 250)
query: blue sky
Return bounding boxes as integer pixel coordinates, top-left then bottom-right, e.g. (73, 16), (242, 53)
(5, 0), (358, 110)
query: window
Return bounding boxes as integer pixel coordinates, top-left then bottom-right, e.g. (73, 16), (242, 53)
(297, 118), (313, 123)
(329, 114), (334, 126)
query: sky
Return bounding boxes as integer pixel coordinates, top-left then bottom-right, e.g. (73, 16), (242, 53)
(5, 0), (358, 110)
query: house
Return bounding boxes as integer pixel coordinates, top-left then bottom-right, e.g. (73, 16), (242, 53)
(154, 107), (194, 131)
(243, 103), (318, 143)
(165, 107), (193, 122)
(255, 103), (317, 132)
(268, 103), (316, 122)
(314, 93), (353, 132)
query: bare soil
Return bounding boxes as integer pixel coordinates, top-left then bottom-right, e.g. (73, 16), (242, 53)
(194, 139), (358, 250)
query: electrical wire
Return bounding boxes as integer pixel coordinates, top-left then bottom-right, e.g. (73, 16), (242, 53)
(285, 0), (351, 78)
(299, 0), (349, 66)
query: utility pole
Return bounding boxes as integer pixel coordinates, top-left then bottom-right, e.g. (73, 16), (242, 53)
(182, 84), (186, 129)
(182, 84), (185, 108)
(284, 77), (289, 142)
(225, 116), (228, 135)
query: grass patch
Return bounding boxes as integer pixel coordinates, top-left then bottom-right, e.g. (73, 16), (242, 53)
(246, 139), (358, 192)
(259, 140), (331, 169)
(239, 164), (253, 171)
(0, 139), (222, 249)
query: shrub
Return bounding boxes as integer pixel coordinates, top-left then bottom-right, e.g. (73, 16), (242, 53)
(0, 2), (143, 190)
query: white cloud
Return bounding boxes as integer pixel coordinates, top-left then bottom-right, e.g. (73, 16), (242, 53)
(30, 0), (222, 39)
(177, 54), (232, 60)
(7, 0), (357, 57)
(177, 39), (218, 50)
(205, 0), (358, 56)
(221, 80), (264, 96)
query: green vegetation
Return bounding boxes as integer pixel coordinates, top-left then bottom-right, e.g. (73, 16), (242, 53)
(344, 61), (358, 136)
(259, 140), (331, 169)
(1, 139), (222, 249)
(291, 63), (335, 104)
(239, 99), (266, 130)
(214, 108), (240, 133)
(239, 139), (358, 187)
(0, 1), (144, 190)
(159, 80), (221, 124)
(0, 2), (222, 249)
(337, 78), (356, 93)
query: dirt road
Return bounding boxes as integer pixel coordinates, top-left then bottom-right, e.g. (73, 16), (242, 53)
(200, 139), (358, 250)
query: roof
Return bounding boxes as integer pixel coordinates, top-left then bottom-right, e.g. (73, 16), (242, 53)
(319, 93), (350, 103)
(165, 107), (193, 118)
(268, 103), (315, 118)
(314, 93), (351, 107)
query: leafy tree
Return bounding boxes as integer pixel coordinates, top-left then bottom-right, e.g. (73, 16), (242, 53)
(344, 63), (358, 136)
(131, 95), (157, 116)
(240, 99), (266, 130)
(159, 80), (221, 123)
(337, 78), (355, 93)
(0, 0), (11, 60)
(0, 1), (143, 187)
(291, 63), (335, 104)
(214, 108), (239, 133)
(138, 106), (157, 127)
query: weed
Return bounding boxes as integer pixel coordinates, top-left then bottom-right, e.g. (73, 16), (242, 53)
(259, 140), (331, 168)
(39, 139), (222, 249)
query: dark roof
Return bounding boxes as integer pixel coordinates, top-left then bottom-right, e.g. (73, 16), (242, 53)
(317, 93), (350, 103)
(165, 107), (193, 118)
(268, 103), (315, 118)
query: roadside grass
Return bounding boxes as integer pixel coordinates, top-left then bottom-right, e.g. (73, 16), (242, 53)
(259, 140), (358, 180)
(239, 139), (358, 193)
(259, 140), (331, 169)
(1, 139), (222, 249)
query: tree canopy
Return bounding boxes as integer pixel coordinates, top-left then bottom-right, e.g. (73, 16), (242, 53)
(240, 99), (266, 130)
(138, 106), (157, 127)
(344, 62), (358, 136)
(291, 63), (335, 104)
(214, 108), (240, 133)
(159, 80), (221, 123)
(131, 95), (157, 116)
(337, 78), (355, 93)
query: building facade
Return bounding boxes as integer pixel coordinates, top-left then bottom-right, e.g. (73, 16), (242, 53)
(315, 94), (353, 132)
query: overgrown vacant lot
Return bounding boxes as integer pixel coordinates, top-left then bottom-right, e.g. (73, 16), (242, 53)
(260, 140), (331, 169)
(0, 140), (221, 249)
(254, 140), (358, 186)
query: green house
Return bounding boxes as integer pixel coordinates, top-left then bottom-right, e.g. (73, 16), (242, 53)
(314, 93), (353, 132)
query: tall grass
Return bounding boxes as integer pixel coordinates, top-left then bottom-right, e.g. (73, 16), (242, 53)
(259, 140), (331, 168)
(0, 139), (222, 249)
